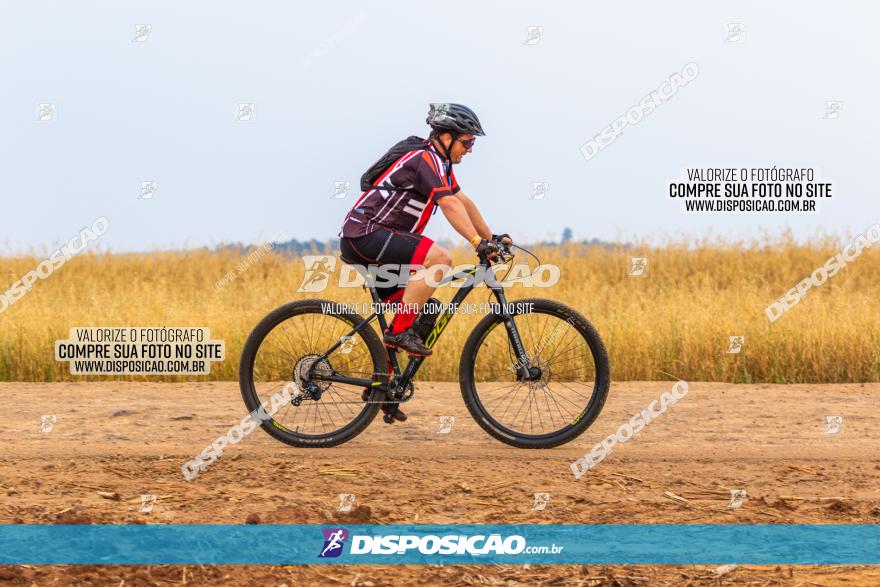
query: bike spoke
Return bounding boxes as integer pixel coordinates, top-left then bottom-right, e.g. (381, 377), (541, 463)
(472, 309), (601, 437)
(538, 382), (581, 419)
(492, 382), (527, 421)
(533, 389), (546, 433)
(250, 310), (378, 438)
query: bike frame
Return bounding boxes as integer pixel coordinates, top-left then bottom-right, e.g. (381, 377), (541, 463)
(308, 259), (533, 393)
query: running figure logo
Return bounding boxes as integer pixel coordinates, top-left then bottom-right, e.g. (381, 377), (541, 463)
(39, 415), (57, 433)
(318, 527), (349, 558)
(726, 23), (745, 43)
(36, 103), (57, 123)
(727, 488), (747, 509)
(297, 255), (337, 292)
(823, 101), (843, 120)
(824, 415), (843, 435)
(727, 336), (744, 354)
(629, 257), (648, 277)
(523, 26), (544, 45)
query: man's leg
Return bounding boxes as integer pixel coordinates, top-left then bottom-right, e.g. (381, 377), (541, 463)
(389, 243), (451, 335)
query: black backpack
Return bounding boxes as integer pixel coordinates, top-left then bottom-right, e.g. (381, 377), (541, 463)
(359, 136), (430, 191)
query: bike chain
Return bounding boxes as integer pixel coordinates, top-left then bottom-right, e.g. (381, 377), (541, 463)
(290, 360), (413, 404)
(294, 370), (414, 404)
(294, 399), (411, 405)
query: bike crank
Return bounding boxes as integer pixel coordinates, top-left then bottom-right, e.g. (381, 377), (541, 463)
(381, 380), (414, 424)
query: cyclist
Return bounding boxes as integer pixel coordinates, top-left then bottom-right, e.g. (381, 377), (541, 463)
(340, 103), (512, 357)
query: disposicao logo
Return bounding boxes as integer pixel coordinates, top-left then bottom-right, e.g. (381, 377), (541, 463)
(319, 527), (349, 558)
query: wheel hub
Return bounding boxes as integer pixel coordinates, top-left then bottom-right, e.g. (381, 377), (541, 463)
(517, 355), (550, 386)
(292, 354), (332, 400)
(516, 356), (547, 382)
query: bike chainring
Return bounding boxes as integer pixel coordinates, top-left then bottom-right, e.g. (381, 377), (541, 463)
(388, 379), (415, 403)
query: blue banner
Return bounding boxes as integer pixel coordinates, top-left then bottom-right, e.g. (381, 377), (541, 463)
(0, 524), (877, 565)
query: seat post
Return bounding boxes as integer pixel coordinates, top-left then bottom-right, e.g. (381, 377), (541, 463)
(365, 266), (390, 333)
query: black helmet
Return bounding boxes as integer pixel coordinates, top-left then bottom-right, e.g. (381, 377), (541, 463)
(426, 103), (485, 136)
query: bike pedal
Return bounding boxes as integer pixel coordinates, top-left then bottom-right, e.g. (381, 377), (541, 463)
(383, 344), (427, 357)
(383, 413), (395, 424)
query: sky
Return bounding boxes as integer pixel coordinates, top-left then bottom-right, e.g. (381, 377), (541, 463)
(1, 1), (878, 252)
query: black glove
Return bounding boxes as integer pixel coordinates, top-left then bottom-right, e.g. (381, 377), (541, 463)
(475, 238), (500, 260)
(492, 233), (512, 243)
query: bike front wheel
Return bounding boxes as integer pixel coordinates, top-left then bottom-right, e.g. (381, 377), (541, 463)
(459, 298), (610, 448)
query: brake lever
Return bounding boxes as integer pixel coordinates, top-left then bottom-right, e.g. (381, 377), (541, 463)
(480, 241), (513, 265)
(493, 243), (513, 265)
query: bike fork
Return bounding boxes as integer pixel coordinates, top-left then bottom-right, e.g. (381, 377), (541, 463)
(493, 289), (533, 380)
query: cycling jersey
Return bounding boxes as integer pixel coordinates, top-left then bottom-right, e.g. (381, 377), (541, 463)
(341, 140), (460, 238)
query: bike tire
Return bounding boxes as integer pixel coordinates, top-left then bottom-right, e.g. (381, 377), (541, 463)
(239, 299), (388, 448)
(459, 298), (610, 449)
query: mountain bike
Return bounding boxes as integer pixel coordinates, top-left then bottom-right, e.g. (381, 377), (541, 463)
(239, 240), (610, 448)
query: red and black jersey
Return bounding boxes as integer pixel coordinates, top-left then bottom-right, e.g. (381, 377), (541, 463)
(341, 141), (460, 238)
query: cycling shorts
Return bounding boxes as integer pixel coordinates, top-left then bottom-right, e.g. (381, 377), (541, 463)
(339, 227), (434, 302)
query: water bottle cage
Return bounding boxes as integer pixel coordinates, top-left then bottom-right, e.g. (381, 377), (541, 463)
(413, 297), (443, 339)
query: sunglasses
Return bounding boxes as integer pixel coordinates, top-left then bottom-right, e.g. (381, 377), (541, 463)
(456, 137), (476, 149)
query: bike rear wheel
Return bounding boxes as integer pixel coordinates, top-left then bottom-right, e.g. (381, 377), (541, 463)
(239, 299), (389, 448)
(459, 298), (610, 448)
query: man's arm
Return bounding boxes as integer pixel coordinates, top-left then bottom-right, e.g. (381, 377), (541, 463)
(452, 191), (492, 240)
(436, 196), (482, 243)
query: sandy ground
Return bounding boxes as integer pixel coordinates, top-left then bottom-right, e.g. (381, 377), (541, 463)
(1, 381), (879, 586)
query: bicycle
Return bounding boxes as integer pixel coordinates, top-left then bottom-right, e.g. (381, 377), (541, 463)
(239, 240), (610, 448)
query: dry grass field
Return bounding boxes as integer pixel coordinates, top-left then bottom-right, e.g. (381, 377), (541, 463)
(1, 235), (878, 383)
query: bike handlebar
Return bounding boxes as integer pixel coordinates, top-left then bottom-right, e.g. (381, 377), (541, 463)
(477, 238), (514, 266)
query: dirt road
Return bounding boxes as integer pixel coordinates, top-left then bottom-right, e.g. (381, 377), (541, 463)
(2, 381), (879, 585)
